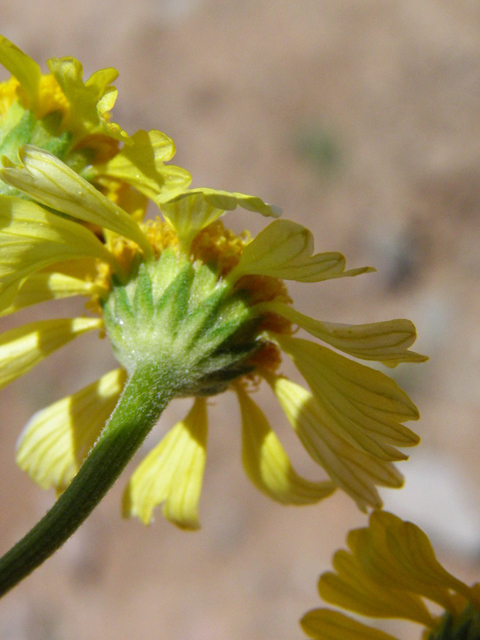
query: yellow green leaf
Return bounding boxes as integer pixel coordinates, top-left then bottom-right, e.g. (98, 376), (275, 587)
(16, 368), (126, 492)
(123, 397), (208, 530)
(236, 383), (335, 505)
(0, 317), (102, 390)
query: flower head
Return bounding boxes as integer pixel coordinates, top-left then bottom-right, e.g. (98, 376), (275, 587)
(0, 143), (426, 529)
(301, 511), (480, 640)
(0, 35), (191, 210)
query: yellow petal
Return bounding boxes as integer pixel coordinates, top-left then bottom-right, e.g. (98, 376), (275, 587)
(0, 196), (114, 311)
(0, 271), (99, 317)
(16, 368), (126, 491)
(123, 398), (208, 530)
(101, 179), (149, 222)
(236, 384), (335, 505)
(301, 609), (398, 640)
(319, 549), (435, 626)
(0, 35), (41, 109)
(95, 129), (192, 200)
(1, 146), (152, 257)
(350, 511), (474, 609)
(41, 258), (101, 281)
(228, 219), (373, 283)
(157, 187), (280, 251)
(257, 302), (428, 366)
(276, 335), (420, 459)
(46, 57), (130, 143)
(265, 373), (403, 510)
(0, 317), (102, 390)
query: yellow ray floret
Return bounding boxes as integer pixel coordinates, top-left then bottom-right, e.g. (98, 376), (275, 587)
(264, 374), (403, 510)
(275, 335), (419, 459)
(123, 398), (208, 530)
(0, 195), (116, 311)
(0, 35), (127, 143)
(301, 511), (480, 640)
(301, 609), (397, 640)
(17, 368), (126, 492)
(93, 129), (192, 200)
(320, 547), (435, 625)
(0, 270), (99, 317)
(228, 219), (374, 283)
(45, 56), (128, 144)
(0, 317), (102, 390)
(346, 510), (474, 609)
(255, 301), (428, 366)
(236, 383), (335, 505)
(157, 187), (281, 252)
(0, 36), (41, 110)
(1, 146), (152, 257)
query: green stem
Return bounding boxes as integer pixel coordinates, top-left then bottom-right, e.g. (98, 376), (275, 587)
(0, 364), (175, 597)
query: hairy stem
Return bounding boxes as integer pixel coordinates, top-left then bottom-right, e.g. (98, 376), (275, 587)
(0, 364), (174, 596)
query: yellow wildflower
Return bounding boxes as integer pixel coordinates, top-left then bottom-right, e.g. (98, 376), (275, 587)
(0, 143), (427, 529)
(301, 511), (480, 640)
(0, 34), (191, 213)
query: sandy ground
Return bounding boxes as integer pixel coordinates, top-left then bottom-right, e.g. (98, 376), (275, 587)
(1, 1), (480, 639)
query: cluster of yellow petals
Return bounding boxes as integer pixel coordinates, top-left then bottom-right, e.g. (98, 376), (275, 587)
(302, 511), (480, 640)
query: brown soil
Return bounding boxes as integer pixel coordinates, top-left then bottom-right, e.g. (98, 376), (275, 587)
(1, 2), (480, 638)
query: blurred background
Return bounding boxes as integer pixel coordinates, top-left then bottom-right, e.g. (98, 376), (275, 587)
(1, 1), (480, 638)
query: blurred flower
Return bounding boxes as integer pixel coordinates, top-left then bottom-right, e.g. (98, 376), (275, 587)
(0, 149), (425, 528)
(301, 510), (480, 640)
(0, 34), (191, 213)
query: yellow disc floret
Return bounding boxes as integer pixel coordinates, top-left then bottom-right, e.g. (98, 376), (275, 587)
(90, 217), (293, 380)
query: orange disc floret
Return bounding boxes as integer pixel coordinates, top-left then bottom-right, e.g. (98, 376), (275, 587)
(191, 220), (248, 276)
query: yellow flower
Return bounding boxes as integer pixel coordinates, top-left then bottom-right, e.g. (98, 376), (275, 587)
(0, 34), (191, 214)
(301, 511), (480, 640)
(0, 144), (426, 530)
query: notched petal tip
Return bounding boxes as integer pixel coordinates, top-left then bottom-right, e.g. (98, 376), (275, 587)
(123, 398), (208, 530)
(16, 368), (125, 492)
(237, 384), (335, 506)
(157, 187), (279, 251)
(262, 305), (428, 368)
(229, 219), (374, 284)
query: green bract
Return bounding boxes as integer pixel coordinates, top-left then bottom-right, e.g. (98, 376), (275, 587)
(102, 249), (261, 396)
